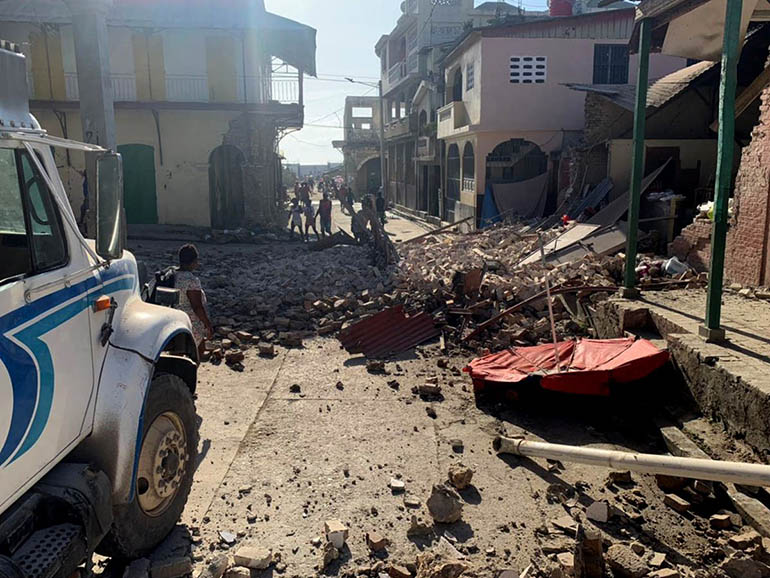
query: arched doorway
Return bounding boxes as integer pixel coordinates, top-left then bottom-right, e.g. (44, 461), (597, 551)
(485, 139), (547, 184)
(118, 144), (158, 224)
(462, 142), (475, 191)
(446, 143), (461, 222)
(357, 156), (381, 196)
(209, 145), (245, 230)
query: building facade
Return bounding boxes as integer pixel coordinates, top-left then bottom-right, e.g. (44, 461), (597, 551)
(375, 0), (529, 219)
(332, 96), (383, 198)
(436, 8), (685, 223)
(0, 0), (315, 229)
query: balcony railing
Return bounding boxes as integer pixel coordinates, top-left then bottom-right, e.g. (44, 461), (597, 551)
(64, 72), (137, 101)
(384, 113), (416, 141)
(437, 100), (469, 139)
(416, 135), (436, 160)
(54, 70), (299, 106)
(462, 177), (476, 192)
(388, 61), (407, 85)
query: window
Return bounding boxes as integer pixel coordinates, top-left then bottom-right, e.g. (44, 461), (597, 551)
(0, 148), (68, 284)
(466, 62), (475, 91)
(593, 44), (629, 84)
(510, 56), (547, 84)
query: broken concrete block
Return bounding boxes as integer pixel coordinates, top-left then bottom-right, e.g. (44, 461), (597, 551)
(320, 541), (339, 569)
(258, 343), (275, 357)
(552, 515), (578, 536)
(366, 531), (388, 552)
(574, 524), (604, 578)
(233, 546), (273, 570)
(223, 568), (250, 578)
(663, 493), (690, 514)
(196, 554), (229, 578)
(607, 471), (633, 485)
(324, 519), (349, 549)
(585, 501), (609, 523)
(407, 514), (433, 537)
(418, 383), (442, 396)
(387, 565), (411, 578)
(649, 571), (680, 578)
(710, 514), (732, 529)
(447, 463), (474, 491)
(557, 552), (575, 576)
(389, 478), (406, 492)
(649, 552), (666, 568)
(403, 495), (421, 508)
(721, 554), (768, 578)
(225, 350), (245, 364)
(606, 544), (648, 578)
(656, 474), (688, 492)
(426, 483), (463, 523)
(729, 530), (763, 550)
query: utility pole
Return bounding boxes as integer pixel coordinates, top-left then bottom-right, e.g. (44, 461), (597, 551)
(379, 80), (387, 199)
(64, 0), (117, 238)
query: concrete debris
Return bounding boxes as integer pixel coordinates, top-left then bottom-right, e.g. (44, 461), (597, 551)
(426, 484), (464, 524)
(447, 463), (474, 491)
(649, 571), (680, 578)
(366, 531), (389, 552)
(608, 471), (634, 485)
(728, 530), (763, 550)
(195, 555), (229, 578)
(663, 493), (691, 514)
(407, 514), (434, 537)
(720, 554), (770, 578)
(585, 500), (609, 523)
(606, 544), (648, 578)
(223, 568), (249, 578)
(415, 550), (468, 578)
(233, 545), (273, 569)
(324, 519), (349, 549)
(390, 478), (406, 492)
(320, 541), (340, 569)
(387, 565), (412, 578)
(574, 524), (604, 578)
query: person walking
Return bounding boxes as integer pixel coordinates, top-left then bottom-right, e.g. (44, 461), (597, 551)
(175, 244), (214, 359)
(376, 190), (386, 226)
(317, 192), (333, 237)
(304, 198), (319, 242)
(289, 197), (303, 239)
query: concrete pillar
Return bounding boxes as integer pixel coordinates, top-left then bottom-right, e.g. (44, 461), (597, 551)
(64, 0), (116, 237)
(65, 0), (116, 150)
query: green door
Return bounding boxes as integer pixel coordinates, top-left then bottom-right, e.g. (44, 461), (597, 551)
(118, 144), (158, 224)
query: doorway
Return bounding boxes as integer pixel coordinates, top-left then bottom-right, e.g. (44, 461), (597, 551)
(117, 144), (158, 225)
(209, 145), (245, 230)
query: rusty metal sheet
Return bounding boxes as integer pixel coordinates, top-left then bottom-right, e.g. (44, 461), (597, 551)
(338, 305), (441, 358)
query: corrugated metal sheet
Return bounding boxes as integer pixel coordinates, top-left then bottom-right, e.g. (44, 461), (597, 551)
(566, 60), (716, 111)
(338, 306), (441, 358)
(482, 8), (635, 40)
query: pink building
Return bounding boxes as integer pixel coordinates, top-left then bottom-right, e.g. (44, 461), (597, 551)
(437, 8), (686, 223)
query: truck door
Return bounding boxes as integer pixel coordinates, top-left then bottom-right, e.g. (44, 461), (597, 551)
(0, 147), (95, 513)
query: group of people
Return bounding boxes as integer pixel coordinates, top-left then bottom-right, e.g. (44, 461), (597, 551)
(289, 182), (333, 242)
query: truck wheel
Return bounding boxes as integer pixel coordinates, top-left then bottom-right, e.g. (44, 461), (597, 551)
(98, 374), (198, 558)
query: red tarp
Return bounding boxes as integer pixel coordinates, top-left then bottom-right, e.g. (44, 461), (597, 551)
(464, 338), (669, 396)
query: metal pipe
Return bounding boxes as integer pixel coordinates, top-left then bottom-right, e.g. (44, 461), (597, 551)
(494, 436), (770, 487)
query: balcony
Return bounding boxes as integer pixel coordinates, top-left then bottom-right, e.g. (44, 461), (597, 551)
(437, 101), (470, 139)
(384, 113), (417, 142)
(416, 135), (436, 161)
(65, 72), (137, 101)
(388, 61), (407, 86)
(345, 127), (380, 146)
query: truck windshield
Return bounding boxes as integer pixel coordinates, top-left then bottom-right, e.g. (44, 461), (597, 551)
(0, 147), (68, 285)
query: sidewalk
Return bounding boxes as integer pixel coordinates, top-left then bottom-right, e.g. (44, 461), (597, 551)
(598, 289), (770, 450)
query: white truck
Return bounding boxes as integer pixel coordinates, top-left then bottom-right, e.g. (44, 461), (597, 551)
(0, 41), (199, 574)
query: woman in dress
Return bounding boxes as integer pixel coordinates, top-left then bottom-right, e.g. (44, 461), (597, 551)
(176, 244), (214, 359)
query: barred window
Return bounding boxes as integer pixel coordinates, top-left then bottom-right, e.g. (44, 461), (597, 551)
(510, 56), (546, 84)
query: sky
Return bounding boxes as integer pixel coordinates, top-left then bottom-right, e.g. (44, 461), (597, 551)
(264, 0), (545, 165)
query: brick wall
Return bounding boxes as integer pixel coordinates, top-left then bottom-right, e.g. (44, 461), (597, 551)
(725, 82), (770, 287)
(669, 217), (712, 272)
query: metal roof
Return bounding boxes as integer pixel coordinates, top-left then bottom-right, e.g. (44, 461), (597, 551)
(566, 59), (717, 111)
(338, 306), (441, 359)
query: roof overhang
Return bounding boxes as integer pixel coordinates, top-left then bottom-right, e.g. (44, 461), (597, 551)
(262, 11), (317, 76)
(630, 0), (770, 60)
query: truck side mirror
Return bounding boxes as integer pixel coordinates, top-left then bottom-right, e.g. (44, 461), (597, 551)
(96, 152), (124, 260)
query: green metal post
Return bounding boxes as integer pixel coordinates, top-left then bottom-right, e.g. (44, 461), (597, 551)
(702, 0), (743, 341)
(622, 18), (652, 293)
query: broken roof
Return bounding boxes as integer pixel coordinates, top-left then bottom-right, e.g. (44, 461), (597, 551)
(629, 0), (770, 60)
(566, 59), (717, 111)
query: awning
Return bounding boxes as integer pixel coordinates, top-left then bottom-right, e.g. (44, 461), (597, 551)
(464, 337), (670, 396)
(630, 0), (770, 60)
(262, 11), (317, 77)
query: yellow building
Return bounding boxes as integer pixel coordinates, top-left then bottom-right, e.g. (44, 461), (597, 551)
(0, 0), (315, 229)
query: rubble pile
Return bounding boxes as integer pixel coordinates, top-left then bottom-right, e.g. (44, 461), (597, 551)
(396, 223), (621, 350)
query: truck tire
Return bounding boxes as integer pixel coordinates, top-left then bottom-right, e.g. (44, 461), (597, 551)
(98, 374), (198, 558)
